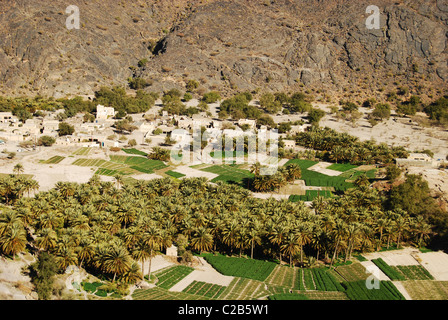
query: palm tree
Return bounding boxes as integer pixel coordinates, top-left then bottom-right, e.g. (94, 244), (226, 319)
(284, 163), (301, 183)
(250, 162), (261, 176)
(35, 228), (58, 251)
(141, 224), (162, 280)
(329, 219), (347, 268)
(190, 226), (213, 254)
(281, 231), (301, 267)
(113, 174), (124, 189)
(0, 223), (27, 259)
(55, 245), (78, 270)
(131, 239), (152, 280)
(268, 223), (287, 263)
(13, 163), (24, 176)
(100, 244), (132, 282)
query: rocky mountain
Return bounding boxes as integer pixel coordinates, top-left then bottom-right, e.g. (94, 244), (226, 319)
(0, 0), (447, 101)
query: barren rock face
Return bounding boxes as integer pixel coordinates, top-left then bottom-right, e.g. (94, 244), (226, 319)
(0, 0), (446, 99)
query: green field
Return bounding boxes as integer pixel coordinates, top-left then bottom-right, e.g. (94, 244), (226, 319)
(394, 265), (434, 280)
(153, 265), (194, 290)
(210, 151), (248, 159)
(42, 156), (65, 164)
(72, 158), (138, 175)
(200, 165), (254, 186)
(333, 262), (369, 282)
(182, 281), (226, 299)
(327, 163), (358, 172)
(165, 170), (186, 179)
(72, 147), (91, 156)
(202, 254), (276, 282)
(285, 159), (376, 191)
(401, 281), (448, 300)
(371, 258), (406, 281)
(342, 280), (405, 300)
(289, 190), (334, 202)
(132, 286), (208, 300)
(109, 155), (167, 174)
(122, 148), (148, 156)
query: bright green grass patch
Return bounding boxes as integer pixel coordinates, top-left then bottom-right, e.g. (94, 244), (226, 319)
(285, 159), (353, 191)
(42, 156), (65, 164)
(165, 170), (186, 178)
(342, 280), (405, 300)
(202, 254), (276, 282)
(200, 165), (254, 185)
(122, 148), (148, 156)
(371, 258), (406, 281)
(326, 163), (358, 172)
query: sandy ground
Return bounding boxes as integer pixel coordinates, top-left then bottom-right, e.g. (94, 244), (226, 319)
(169, 257), (234, 292)
(308, 162), (343, 176)
(362, 247), (421, 266)
(414, 251), (448, 281)
(0, 253), (35, 300)
(361, 247), (448, 300)
(174, 165), (219, 180)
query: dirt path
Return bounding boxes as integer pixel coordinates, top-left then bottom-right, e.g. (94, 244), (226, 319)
(169, 257), (234, 292)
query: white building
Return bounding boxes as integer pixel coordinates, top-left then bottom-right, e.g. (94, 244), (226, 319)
(96, 105), (115, 120)
(238, 119), (256, 129)
(282, 139), (296, 150)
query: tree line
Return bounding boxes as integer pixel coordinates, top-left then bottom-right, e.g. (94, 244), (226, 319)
(0, 172), (441, 292)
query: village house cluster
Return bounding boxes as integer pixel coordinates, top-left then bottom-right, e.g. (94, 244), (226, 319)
(0, 101), (311, 156)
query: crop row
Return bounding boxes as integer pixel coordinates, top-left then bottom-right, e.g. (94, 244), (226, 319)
(182, 281), (226, 299)
(395, 265), (434, 280)
(342, 280), (406, 300)
(371, 258), (406, 281)
(203, 254), (276, 282)
(42, 156), (65, 164)
(155, 265), (194, 290)
(312, 268), (345, 292)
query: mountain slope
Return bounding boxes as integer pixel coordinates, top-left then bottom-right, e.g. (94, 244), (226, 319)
(0, 0), (447, 100)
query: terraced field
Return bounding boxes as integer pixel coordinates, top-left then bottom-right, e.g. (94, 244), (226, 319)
(401, 281), (448, 300)
(72, 147), (91, 156)
(153, 265), (194, 290)
(132, 287), (208, 300)
(334, 262), (369, 282)
(72, 158), (138, 175)
(109, 155), (167, 173)
(182, 281), (226, 299)
(218, 278), (269, 300)
(41, 155), (65, 164)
